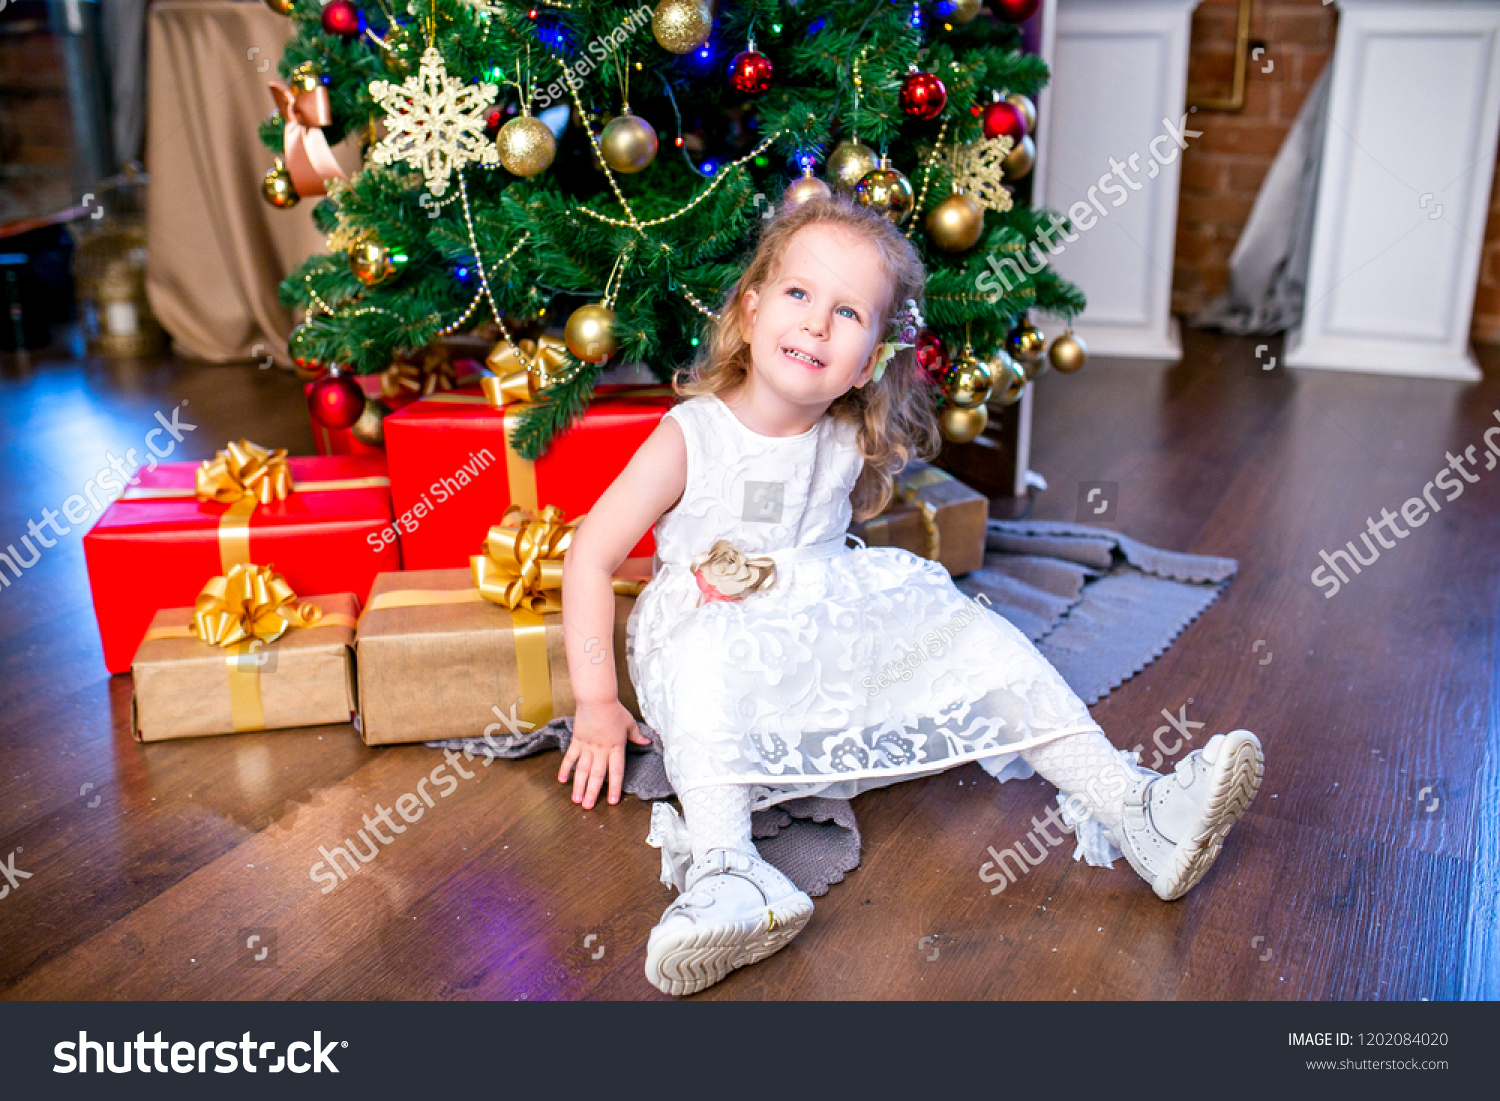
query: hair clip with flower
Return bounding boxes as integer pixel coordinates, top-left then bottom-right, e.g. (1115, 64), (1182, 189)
(870, 298), (925, 384)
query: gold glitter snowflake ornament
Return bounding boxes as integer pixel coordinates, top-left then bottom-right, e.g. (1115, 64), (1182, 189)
(368, 47), (499, 197)
(946, 135), (1017, 215)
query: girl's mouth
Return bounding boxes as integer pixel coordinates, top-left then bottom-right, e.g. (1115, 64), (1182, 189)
(781, 346), (825, 369)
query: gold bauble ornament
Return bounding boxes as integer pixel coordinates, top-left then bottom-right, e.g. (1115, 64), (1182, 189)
(926, 192), (984, 251)
(348, 237), (401, 286)
(350, 398), (392, 447)
(989, 351), (1028, 406)
(600, 113), (658, 173)
(826, 141), (879, 193)
(943, 354), (993, 408)
(1006, 316), (1046, 371)
(565, 304), (619, 363)
(1049, 329), (1088, 373)
(855, 160), (915, 225)
(264, 0), (295, 15)
(783, 172), (832, 208)
(380, 24), (415, 77)
(1003, 134), (1036, 180)
(948, 0), (984, 23)
(261, 159), (299, 208)
(1006, 92), (1037, 133)
(652, 0), (713, 54)
(498, 114), (557, 177)
(940, 403), (989, 444)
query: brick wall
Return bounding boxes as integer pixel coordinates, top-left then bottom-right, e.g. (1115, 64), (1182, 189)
(1176, 0), (1500, 345)
(0, 3), (74, 224)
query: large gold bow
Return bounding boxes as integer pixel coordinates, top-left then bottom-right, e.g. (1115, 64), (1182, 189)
(268, 64), (347, 200)
(470, 504), (573, 613)
(381, 349), (460, 401)
(482, 334), (572, 408)
(195, 440), (294, 505)
(189, 563), (324, 648)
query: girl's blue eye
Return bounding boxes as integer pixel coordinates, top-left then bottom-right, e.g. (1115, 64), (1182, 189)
(787, 286), (859, 320)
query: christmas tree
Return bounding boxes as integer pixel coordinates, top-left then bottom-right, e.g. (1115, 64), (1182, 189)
(259, 0), (1085, 458)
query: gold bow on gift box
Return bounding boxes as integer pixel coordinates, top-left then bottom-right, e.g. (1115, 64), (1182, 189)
(381, 349), (463, 401)
(189, 563), (324, 648)
(482, 334), (572, 408)
(268, 64), (348, 200)
(195, 439), (294, 506)
(470, 504), (573, 613)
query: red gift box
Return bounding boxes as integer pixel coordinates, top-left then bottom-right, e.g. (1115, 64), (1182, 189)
(84, 454), (399, 674)
(383, 384), (675, 570)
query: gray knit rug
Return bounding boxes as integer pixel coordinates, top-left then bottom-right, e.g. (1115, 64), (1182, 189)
(429, 520), (1236, 898)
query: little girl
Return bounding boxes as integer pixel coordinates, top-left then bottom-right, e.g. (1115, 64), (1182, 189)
(560, 194), (1264, 997)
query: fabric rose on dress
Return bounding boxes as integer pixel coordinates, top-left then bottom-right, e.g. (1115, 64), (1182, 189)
(691, 539), (777, 604)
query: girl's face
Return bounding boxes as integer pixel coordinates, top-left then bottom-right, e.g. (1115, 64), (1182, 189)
(738, 223), (890, 409)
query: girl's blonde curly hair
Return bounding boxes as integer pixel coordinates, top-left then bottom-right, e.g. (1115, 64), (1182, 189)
(676, 192), (941, 521)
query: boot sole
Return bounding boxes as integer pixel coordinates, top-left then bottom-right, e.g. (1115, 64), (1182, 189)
(645, 892), (814, 996)
(1143, 730), (1264, 901)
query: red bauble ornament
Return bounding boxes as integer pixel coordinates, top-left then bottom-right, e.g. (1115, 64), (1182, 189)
(992, 0), (1040, 22)
(320, 0), (363, 38)
(900, 71), (947, 121)
(308, 370), (366, 429)
(728, 50), (774, 95)
(981, 100), (1028, 142)
(485, 105), (505, 139)
(915, 330), (949, 383)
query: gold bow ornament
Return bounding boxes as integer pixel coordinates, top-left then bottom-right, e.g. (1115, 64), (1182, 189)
(381, 348), (472, 402)
(189, 563), (325, 649)
(470, 504), (573, 612)
(268, 64), (349, 200)
(481, 334), (573, 408)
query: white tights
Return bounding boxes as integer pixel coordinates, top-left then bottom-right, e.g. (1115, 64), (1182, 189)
(677, 728), (1149, 867)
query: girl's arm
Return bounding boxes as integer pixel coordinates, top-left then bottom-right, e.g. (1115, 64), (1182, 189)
(558, 416), (687, 809)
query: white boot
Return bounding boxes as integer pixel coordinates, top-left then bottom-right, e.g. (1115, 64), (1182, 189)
(1113, 730), (1264, 901)
(644, 807), (813, 996)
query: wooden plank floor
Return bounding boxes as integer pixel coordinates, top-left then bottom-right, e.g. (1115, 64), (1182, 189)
(1, 329), (1495, 1000)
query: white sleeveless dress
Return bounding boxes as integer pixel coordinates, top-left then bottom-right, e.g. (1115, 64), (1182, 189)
(626, 394), (1104, 812)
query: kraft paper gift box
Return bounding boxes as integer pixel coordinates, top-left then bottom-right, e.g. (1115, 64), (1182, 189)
(354, 569), (642, 747)
(383, 383), (675, 570)
(83, 446), (399, 674)
(848, 461), (989, 577)
(131, 593), (359, 742)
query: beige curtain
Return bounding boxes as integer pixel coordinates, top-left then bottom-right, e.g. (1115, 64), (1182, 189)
(144, 0), (360, 365)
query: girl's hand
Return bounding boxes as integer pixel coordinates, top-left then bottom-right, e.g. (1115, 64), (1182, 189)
(560, 700), (652, 809)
